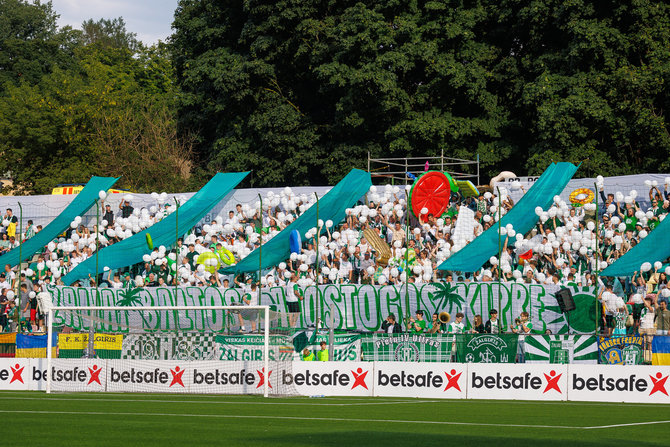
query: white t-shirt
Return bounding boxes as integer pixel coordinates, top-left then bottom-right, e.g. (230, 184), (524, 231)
(285, 282), (299, 303)
(640, 306), (656, 329)
(448, 321), (465, 334)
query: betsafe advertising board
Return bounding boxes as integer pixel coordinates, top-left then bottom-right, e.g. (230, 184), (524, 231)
(568, 364), (670, 404)
(467, 363), (568, 401)
(6, 359), (670, 404)
(374, 361), (466, 399)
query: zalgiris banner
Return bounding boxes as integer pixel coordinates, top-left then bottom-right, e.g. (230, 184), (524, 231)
(455, 334), (518, 363)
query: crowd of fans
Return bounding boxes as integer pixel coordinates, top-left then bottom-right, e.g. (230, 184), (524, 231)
(0, 177), (669, 306)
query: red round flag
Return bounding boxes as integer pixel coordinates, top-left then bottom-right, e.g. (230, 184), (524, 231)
(409, 171), (451, 223)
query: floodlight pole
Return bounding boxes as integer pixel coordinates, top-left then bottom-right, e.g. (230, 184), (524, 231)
(174, 197), (180, 293)
(497, 187), (502, 329)
(15, 202), (22, 327)
(314, 192), (320, 330)
(87, 199), (100, 357)
(594, 182), (599, 336)
(258, 194), (262, 306)
(405, 190), (410, 330)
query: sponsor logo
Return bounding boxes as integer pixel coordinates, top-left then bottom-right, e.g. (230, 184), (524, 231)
(0, 364), (26, 383)
(572, 373), (648, 392)
(471, 371), (560, 392)
(282, 369), (361, 387)
(170, 366), (185, 388)
(377, 370), (444, 388)
(649, 373), (668, 396)
(110, 367), (170, 384)
(256, 368), (272, 389)
(444, 369), (462, 392)
(10, 364), (24, 384)
(543, 370), (562, 394)
(88, 365), (102, 385)
(351, 368), (368, 390)
(193, 369), (256, 386)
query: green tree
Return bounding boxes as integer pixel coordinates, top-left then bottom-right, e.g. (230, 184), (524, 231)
(81, 17), (141, 52)
(0, 0), (79, 91)
(490, 0), (670, 176)
(0, 33), (190, 193)
(172, 0), (509, 186)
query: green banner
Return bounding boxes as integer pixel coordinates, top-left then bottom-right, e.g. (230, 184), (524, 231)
(215, 333), (361, 362)
(456, 334), (518, 363)
(360, 333), (453, 362)
(598, 336), (644, 365)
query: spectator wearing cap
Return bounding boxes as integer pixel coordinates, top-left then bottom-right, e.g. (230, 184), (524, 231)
(119, 199), (134, 218)
(103, 203), (114, 226)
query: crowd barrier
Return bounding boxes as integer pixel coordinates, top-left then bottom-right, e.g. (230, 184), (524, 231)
(1, 358), (668, 403)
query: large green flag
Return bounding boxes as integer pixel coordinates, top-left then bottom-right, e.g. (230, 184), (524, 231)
(456, 334), (518, 363)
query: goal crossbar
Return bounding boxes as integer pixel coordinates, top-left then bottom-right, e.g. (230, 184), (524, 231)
(46, 305), (272, 396)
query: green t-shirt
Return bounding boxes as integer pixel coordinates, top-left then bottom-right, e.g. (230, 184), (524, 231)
(411, 319), (426, 333)
(516, 320), (532, 333)
(624, 215), (637, 232)
(317, 349), (329, 361)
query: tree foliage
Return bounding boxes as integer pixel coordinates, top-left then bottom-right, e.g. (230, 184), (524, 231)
(0, 2), (195, 194)
(172, 0), (670, 186)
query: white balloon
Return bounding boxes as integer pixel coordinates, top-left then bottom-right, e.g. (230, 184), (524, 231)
(641, 262), (652, 272)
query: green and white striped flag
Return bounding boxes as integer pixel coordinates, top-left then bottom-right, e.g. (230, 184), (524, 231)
(524, 335), (597, 364)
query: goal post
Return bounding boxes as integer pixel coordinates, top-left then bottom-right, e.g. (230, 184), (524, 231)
(46, 305), (278, 396)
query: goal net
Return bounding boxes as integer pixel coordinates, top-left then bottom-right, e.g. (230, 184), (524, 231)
(45, 304), (301, 396)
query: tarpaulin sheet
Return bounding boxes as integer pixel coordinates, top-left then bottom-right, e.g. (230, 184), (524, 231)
(0, 176), (119, 267)
(63, 172), (249, 284)
(223, 169), (371, 273)
(439, 162), (579, 272)
(602, 214), (670, 277)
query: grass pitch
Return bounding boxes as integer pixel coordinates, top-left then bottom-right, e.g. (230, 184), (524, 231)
(1, 392), (668, 446)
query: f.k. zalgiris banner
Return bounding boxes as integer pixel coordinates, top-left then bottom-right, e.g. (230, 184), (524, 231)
(47, 282), (597, 335)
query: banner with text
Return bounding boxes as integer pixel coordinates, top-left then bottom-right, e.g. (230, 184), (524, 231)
(598, 336), (645, 365)
(456, 334), (518, 363)
(48, 283), (597, 335)
(216, 333), (361, 362)
(361, 333), (453, 362)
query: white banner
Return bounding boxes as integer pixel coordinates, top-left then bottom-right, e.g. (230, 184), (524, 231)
(568, 364), (670, 404)
(50, 282), (596, 335)
(467, 363), (568, 401)
(374, 361), (466, 399)
(0, 359), (32, 390)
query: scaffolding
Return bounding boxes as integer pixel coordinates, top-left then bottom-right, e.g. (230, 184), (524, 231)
(367, 150), (480, 186)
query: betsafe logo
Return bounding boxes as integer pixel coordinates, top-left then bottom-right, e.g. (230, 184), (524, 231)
(0, 363), (25, 384)
(32, 365), (103, 386)
(110, 366), (185, 387)
(377, 368), (464, 392)
(572, 371), (669, 396)
(471, 370), (563, 394)
(192, 368), (269, 389)
(282, 368), (370, 390)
